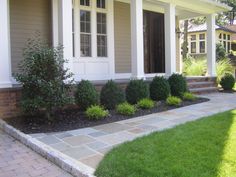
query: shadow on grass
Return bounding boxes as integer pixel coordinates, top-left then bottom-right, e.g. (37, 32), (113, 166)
(95, 110), (236, 177)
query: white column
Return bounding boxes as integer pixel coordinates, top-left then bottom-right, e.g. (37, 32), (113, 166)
(207, 14), (216, 76)
(58, 0), (74, 74)
(131, 0), (145, 79)
(164, 3), (176, 76)
(52, 0), (59, 47)
(0, 0), (12, 88)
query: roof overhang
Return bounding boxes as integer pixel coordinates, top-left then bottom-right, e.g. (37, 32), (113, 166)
(116, 0), (232, 20)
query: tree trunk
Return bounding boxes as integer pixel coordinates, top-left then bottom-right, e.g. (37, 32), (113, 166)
(182, 20), (189, 60)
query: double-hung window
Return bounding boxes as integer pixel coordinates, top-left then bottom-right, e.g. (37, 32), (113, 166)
(199, 33), (205, 53)
(190, 35), (196, 54)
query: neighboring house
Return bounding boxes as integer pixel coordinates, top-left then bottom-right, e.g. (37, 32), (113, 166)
(187, 23), (236, 58)
(226, 24), (236, 51)
(0, 0), (232, 89)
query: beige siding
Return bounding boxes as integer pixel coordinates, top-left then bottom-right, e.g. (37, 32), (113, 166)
(114, 1), (131, 73)
(10, 0), (52, 74)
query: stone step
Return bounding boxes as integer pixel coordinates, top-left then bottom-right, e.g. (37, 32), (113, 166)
(189, 87), (218, 95)
(186, 76), (216, 83)
(187, 81), (216, 89)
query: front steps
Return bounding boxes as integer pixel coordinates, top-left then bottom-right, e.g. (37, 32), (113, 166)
(187, 77), (218, 94)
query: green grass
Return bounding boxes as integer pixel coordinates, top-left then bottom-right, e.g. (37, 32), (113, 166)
(95, 110), (236, 177)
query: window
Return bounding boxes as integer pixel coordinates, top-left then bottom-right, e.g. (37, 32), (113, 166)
(223, 34), (226, 40)
(191, 35), (196, 41)
(219, 33), (222, 39)
(199, 33), (205, 53)
(228, 35), (231, 40)
(80, 10), (91, 57)
(199, 34), (205, 40)
(200, 41), (205, 53)
(80, 0), (90, 6)
(97, 0), (106, 9)
(97, 13), (107, 57)
(191, 42), (196, 54)
(228, 42), (231, 52)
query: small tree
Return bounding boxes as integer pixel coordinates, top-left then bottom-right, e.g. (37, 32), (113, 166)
(15, 37), (73, 121)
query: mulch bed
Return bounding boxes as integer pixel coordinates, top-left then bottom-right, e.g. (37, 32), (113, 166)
(5, 97), (209, 134)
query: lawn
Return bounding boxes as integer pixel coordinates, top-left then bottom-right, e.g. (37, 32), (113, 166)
(95, 110), (236, 177)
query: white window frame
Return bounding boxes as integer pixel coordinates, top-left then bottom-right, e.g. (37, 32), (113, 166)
(199, 33), (206, 54)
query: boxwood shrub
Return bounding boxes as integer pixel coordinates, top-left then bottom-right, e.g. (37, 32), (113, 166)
(100, 80), (125, 110)
(150, 76), (170, 101)
(137, 98), (155, 109)
(166, 96), (182, 106)
(126, 79), (149, 104)
(116, 102), (136, 116)
(168, 74), (187, 97)
(220, 73), (235, 91)
(183, 92), (197, 101)
(75, 80), (99, 110)
(86, 105), (109, 120)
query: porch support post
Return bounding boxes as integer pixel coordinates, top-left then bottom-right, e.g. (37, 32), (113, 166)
(207, 14), (216, 76)
(130, 0), (145, 79)
(58, 0), (74, 74)
(164, 3), (176, 76)
(0, 0), (12, 88)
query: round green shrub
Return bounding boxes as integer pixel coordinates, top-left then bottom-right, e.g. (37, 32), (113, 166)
(166, 96), (182, 106)
(168, 74), (187, 97)
(126, 80), (149, 104)
(75, 80), (99, 110)
(150, 76), (170, 101)
(100, 80), (125, 110)
(220, 73), (235, 90)
(85, 105), (109, 120)
(182, 92), (197, 101)
(137, 98), (155, 109)
(116, 102), (136, 116)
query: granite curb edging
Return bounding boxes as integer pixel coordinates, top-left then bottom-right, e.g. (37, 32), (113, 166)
(0, 119), (95, 177)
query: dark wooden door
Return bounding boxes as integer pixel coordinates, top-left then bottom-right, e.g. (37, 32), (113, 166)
(143, 11), (165, 73)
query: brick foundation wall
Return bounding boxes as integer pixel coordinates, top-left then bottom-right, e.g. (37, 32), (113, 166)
(0, 88), (21, 119)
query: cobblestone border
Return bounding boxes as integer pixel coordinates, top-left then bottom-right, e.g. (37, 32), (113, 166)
(0, 119), (95, 177)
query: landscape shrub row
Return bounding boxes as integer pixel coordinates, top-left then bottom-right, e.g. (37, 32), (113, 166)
(75, 74), (195, 119)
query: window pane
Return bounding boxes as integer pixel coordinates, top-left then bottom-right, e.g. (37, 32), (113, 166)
(97, 13), (106, 34)
(223, 41), (226, 49)
(191, 42), (196, 53)
(224, 34), (226, 40)
(97, 0), (106, 8)
(228, 35), (231, 40)
(80, 11), (91, 33)
(228, 42), (231, 52)
(199, 34), (205, 40)
(219, 33), (222, 39)
(200, 41), (205, 53)
(191, 35), (196, 41)
(97, 36), (107, 57)
(80, 0), (90, 6)
(80, 34), (91, 57)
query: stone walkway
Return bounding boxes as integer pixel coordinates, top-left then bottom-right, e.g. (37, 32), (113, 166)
(0, 129), (72, 177)
(29, 93), (236, 174)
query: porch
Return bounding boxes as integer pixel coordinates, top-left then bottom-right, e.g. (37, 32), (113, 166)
(0, 0), (231, 88)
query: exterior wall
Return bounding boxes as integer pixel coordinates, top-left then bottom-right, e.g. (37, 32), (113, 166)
(0, 88), (21, 119)
(9, 0), (52, 74)
(114, 1), (132, 73)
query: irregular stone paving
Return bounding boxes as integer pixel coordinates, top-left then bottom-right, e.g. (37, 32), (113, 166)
(30, 93), (236, 173)
(0, 129), (72, 177)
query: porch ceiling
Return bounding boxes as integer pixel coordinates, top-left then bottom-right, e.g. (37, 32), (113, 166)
(116, 0), (232, 20)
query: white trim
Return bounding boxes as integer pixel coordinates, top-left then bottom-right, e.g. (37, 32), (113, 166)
(130, 0), (145, 79)
(207, 14), (216, 77)
(52, 0), (59, 47)
(58, 0), (74, 75)
(0, 0), (12, 88)
(115, 73), (132, 80)
(164, 3), (176, 76)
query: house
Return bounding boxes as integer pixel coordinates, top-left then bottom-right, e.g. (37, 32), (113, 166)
(226, 24), (236, 51)
(187, 23), (236, 58)
(0, 0), (231, 88)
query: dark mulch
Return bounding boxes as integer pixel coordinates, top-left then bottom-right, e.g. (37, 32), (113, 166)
(5, 97), (209, 134)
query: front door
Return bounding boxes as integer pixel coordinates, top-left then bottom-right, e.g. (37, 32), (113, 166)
(143, 10), (165, 73)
